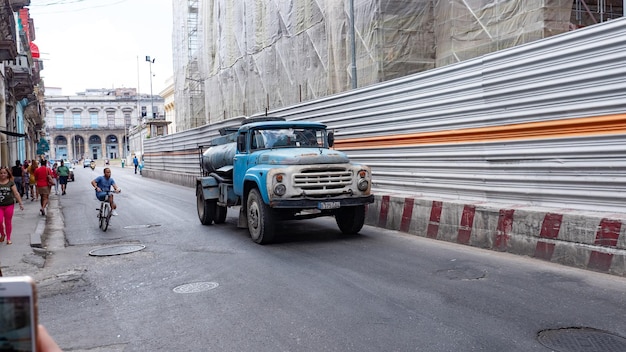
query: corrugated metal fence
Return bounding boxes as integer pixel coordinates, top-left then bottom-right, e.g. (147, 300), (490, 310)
(144, 18), (626, 213)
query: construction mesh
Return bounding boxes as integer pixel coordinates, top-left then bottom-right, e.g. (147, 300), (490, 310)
(172, 0), (622, 131)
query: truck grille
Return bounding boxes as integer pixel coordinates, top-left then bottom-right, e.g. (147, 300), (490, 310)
(294, 168), (353, 190)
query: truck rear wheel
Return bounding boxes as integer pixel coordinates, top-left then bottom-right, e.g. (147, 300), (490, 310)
(197, 184), (215, 225)
(246, 188), (275, 244)
(335, 205), (366, 234)
(215, 205), (227, 224)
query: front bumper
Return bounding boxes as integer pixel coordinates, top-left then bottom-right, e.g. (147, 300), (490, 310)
(269, 194), (374, 209)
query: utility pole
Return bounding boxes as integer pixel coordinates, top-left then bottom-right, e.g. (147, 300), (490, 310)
(146, 56), (155, 119)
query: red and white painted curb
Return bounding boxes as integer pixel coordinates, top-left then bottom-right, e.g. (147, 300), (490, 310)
(366, 195), (626, 276)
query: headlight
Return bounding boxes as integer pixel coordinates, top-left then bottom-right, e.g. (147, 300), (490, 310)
(357, 179), (369, 191)
(274, 184), (286, 196)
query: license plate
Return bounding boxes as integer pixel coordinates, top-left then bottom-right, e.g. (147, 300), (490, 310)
(318, 201), (340, 210)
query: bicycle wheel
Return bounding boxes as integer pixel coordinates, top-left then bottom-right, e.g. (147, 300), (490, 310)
(105, 204), (112, 230)
(98, 203), (105, 229)
(100, 203), (110, 231)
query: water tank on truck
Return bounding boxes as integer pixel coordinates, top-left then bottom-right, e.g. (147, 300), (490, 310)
(201, 142), (236, 175)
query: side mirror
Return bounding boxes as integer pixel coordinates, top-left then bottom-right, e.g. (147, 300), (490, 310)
(237, 134), (246, 152)
(328, 131), (334, 147)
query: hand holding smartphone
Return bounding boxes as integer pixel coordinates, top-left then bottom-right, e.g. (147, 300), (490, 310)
(0, 276), (38, 351)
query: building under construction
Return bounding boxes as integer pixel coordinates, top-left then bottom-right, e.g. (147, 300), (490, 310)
(172, 0), (624, 132)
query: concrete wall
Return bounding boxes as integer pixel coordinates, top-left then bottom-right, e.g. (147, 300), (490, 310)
(366, 195), (626, 276)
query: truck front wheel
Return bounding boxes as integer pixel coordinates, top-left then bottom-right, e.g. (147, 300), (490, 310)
(335, 205), (366, 234)
(197, 184), (215, 225)
(246, 188), (275, 244)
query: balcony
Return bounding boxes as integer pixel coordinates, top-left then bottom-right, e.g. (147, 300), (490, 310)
(10, 0), (30, 11)
(6, 54), (34, 100)
(0, 0), (17, 61)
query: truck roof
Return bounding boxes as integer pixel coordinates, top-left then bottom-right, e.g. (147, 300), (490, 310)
(239, 119), (327, 132)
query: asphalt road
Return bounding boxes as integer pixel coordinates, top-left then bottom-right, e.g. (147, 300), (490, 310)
(35, 165), (626, 351)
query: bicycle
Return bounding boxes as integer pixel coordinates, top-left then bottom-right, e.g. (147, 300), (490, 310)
(96, 189), (120, 231)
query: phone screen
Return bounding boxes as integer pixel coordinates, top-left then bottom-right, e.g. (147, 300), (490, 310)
(0, 278), (37, 352)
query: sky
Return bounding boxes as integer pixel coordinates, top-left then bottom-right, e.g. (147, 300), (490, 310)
(28, 0), (173, 96)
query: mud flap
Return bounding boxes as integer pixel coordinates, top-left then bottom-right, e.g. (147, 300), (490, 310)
(237, 207), (248, 228)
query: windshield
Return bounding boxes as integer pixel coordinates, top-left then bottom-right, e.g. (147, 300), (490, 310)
(250, 127), (327, 150)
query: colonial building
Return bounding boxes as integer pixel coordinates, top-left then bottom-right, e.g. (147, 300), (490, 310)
(44, 88), (165, 161)
(0, 0), (45, 166)
(159, 76), (176, 134)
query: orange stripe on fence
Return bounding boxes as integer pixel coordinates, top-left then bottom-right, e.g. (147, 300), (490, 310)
(334, 114), (626, 149)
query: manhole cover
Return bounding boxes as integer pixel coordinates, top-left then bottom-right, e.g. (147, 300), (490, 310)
(124, 224), (161, 229)
(173, 282), (219, 294)
(538, 327), (626, 352)
(89, 244), (146, 256)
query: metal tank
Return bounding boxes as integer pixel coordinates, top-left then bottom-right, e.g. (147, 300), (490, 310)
(202, 142), (236, 174)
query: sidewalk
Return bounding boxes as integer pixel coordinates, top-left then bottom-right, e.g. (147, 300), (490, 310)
(0, 190), (60, 277)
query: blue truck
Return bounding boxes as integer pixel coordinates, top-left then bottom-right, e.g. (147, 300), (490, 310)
(196, 117), (374, 244)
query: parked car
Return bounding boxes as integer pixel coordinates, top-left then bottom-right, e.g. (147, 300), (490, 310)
(83, 159), (92, 168)
(67, 164), (75, 182)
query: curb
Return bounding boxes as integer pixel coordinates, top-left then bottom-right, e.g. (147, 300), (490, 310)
(365, 195), (626, 277)
(31, 217), (45, 248)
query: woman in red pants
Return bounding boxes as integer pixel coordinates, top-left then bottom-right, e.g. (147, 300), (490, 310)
(0, 167), (24, 244)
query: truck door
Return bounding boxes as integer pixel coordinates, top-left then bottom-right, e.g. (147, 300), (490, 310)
(233, 132), (249, 196)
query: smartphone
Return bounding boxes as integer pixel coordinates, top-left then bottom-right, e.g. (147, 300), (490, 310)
(0, 276), (38, 352)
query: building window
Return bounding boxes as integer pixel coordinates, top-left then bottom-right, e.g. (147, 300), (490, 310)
(73, 112), (81, 128)
(124, 112), (131, 127)
(107, 111), (115, 128)
(55, 112), (64, 128)
(90, 112), (98, 128)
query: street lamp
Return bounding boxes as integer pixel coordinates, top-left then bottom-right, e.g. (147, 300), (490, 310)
(145, 56), (155, 119)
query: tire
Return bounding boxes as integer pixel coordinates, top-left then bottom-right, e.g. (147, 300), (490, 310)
(335, 205), (366, 235)
(196, 184), (215, 225)
(103, 206), (111, 232)
(246, 188), (275, 244)
(98, 208), (105, 230)
(100, 203), (110, 232)
(215, 205), (227, 224)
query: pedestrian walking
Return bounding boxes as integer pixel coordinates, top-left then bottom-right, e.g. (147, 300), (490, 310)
(51, 162), (60, 195)
(133, 155), (139, 174)
(28, 159), (38, 202)
(22, 160), (30, 199)
(0, 167), (24, 245)
(33, 160), (51, 216)
(11, 160), (24, 197)
(56, 160), (70, 195)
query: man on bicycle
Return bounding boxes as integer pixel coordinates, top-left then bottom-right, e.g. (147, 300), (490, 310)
(91, 168), (121, 216)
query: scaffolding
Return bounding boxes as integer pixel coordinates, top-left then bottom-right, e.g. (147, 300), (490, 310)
(173, 0), (205, 131)
(171, 0), (624, 131)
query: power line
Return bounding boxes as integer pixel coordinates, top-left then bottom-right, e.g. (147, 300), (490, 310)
(29, 0), (129, 13)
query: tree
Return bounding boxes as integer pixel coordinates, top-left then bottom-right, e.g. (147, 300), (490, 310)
(36, 137), (49, 156)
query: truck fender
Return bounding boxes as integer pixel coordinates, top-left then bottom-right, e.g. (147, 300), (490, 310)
(243, 173), (270, 204)
(197, 176), (219, 200)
